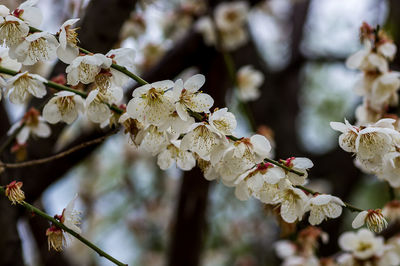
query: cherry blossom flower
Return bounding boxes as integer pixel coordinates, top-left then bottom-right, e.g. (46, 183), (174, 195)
(346, 40), (388, 73)
(215, 1), (249, 31)
(57, 18), (80, 64)
(0, 15), (30, 47)
(339, 229), (385, 260)
(330, 119), (360, 153)
(60, 194), (81, 234)
(352, 209), (388, 233)
(66, 54), (112, 86)
(180, 122), (226, 161)
(5, 71), (47, 104)
(43, 91), (85, 124)
(208, 108), (237, 135)
(305, 194), (345, 225)
(13, 0), (43, 28)
(281, 157), (313, 186)
(234, 163), (284, 202)
(85, 86), (123, 124)
(275, 181), (308, 223)
(106, 48), (136, 87)
(127, 80), (175, 127)
(170, 74), (213, 121)
(135, 125), (173, 156)
(157, 140), (196, 171)
(236, 65), (264, 101)
(379, 151), (400, 188)
(9, 31), (59, 65)
(5, 180), (25, 204)
(8, 108), (51, 144)
(216, 135), (271, 183)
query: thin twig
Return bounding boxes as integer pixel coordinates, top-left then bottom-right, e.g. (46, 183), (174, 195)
(0, 131), (117, 169)
(0, 186), (127, 266)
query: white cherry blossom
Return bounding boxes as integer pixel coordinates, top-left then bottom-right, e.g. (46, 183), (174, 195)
(57, 18), (80, 64)
(60, 194), (81, 234)
(276, 183), (308, 223)
(66, 54), (112, 86)
(339, 229), (385, 260)
(215, 1), (249, 31)
(6, 71), (47, 104)
(43, 91), (84, 124)
(180, 122), (226, 161)
(370, 72), (400, 111)
(85, 86), (123, 124)
(127, 80), (175, 127)
(209, 108), (236, 135)
(8, 108), (51, 144)
(0, 15), (30, 47)
(14, 0), (43, 28)
(216, 135), (271, 183)
(135, 125), (172, 156)
(106, 48), (136, 87)
(305, 194), (345, 225)
(378, 42), (397, 61)
(171, 74), (213, 121)
(236, 65), (264, 101)
(9, 31), (59, 65)
(330, 119), (360, 153)
(157, 140), (196, 171)
(281, 157), (313, 186)
(346, 40), (388, 73)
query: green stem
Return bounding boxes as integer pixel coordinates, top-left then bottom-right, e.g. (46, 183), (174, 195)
(110, 64), (148, 86)
(0, 186), (127, 266)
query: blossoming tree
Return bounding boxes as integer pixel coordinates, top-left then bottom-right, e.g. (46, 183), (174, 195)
(1, 0), (400, 265)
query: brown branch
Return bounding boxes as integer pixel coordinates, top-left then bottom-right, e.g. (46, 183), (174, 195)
(0, 130), (117, 169)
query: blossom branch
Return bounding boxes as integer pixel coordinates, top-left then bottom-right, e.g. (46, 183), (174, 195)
(28, 26), (148, 86)
(0, 186), (127, 266)
(0, 130), (117, 169)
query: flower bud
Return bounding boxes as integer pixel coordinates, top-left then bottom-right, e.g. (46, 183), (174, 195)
(5, 181), (25, 204)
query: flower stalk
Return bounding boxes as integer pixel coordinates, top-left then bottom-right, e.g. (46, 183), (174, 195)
(0, 186), (127, 266)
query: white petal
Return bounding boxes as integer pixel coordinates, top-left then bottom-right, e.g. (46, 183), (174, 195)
(352, 211), (368, 229)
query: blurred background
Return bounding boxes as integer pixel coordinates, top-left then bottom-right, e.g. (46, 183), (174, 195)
(0, 0), (399, 265)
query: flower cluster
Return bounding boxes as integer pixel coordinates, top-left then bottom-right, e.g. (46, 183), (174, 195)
(0, 0), (364, 241)
(195, 1), (249, 51)
(337, 229), (400, 266)
(275, 226), (328, 265)
(330, 118), (400, 189)
(346, 23), (399, 125)
(275, 227), (400, 266)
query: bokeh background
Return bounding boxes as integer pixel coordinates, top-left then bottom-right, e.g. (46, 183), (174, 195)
(0, 0), (398, 265)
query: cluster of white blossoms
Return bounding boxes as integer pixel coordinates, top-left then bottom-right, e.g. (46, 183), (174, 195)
(0, 1), (383, 255)
(0, 1), (136, 144)
(275, 227), (400, 266)
(346, 23), (399, 125)
(337, 229), (400, 266)
(195, 1), (249, 51)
